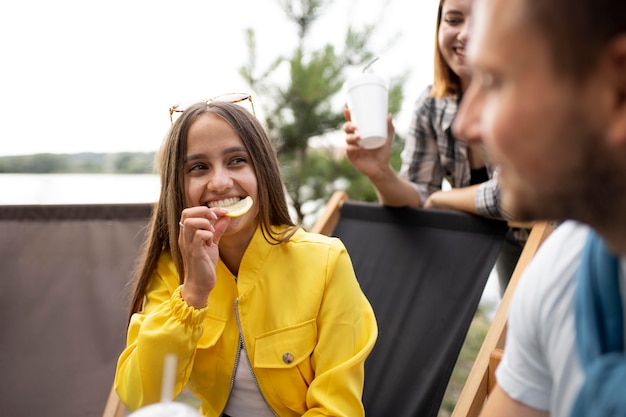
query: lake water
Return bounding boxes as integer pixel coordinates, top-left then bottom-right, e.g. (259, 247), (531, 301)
(0, 173), (160, 205)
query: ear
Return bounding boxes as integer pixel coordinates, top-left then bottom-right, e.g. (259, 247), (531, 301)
(606, 35), (626, 146)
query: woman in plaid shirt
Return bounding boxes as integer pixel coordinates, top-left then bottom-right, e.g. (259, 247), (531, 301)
(344, 0), (526, 293)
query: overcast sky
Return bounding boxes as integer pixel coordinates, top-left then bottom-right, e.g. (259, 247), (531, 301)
(0, 0), (437, 156)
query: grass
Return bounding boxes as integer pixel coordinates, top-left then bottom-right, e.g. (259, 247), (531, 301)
(437, 305), (492, 417)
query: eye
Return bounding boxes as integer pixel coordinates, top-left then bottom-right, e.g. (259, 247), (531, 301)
(444, 17), (463, 25)
(443, 12), (464, 26)
(188, 163), (207, 172)
(228, 155), (248, 166)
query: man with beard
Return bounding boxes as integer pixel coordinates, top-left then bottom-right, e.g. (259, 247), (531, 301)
(453, 0), (626, 416)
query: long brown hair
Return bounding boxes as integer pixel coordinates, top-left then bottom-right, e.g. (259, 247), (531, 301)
(431, 0), (463, 98)
(128, 101), (296, 317)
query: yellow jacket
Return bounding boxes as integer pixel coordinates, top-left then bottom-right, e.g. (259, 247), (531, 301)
(115, 226), (378, 416)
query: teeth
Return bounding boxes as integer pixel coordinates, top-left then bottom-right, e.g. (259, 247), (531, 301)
(208, 197), (241, 208)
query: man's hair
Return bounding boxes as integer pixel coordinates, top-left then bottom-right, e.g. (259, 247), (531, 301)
(523, 0), (626, 78)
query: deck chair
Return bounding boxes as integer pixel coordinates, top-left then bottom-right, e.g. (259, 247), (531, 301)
(451, 220), (557, 417)
(0, 203), (152, 417)
(311, 191), (511, 417)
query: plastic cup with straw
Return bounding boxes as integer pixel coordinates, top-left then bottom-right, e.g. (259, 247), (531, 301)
(127, 353), (201, 417)
(345, 56), (390, 149)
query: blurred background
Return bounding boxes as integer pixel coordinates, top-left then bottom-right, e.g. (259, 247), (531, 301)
(0, 0), (439, 221)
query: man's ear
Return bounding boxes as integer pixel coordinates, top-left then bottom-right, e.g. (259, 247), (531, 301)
(607, 35), (626, 146)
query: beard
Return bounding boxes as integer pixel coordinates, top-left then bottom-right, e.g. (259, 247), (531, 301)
(498, 104), (616, 226)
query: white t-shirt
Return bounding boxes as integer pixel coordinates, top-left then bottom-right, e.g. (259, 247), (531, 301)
(496, 221), (626, 417)
(223, 346), (275, 417)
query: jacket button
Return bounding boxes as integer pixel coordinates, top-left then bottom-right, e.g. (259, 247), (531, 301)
(282, 352), (294, 364)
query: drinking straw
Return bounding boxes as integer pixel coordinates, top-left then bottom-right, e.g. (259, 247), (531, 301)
(161, 353), (177, 403)
(363, 57), (380, 73)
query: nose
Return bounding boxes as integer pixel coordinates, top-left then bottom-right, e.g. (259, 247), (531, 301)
(458, 17), (471, 44)
(453, 83), (482, 144)
(207, 167), (233, 192)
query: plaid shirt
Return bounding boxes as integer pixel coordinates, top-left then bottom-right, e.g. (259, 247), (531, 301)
(399, 86), (504, 220)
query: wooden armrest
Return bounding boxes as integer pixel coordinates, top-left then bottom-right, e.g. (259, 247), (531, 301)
(488, 348), (504, 393)
(102, 384), (125, 417)
(507, 220), (535, 229)
(310, 191), (348, 235)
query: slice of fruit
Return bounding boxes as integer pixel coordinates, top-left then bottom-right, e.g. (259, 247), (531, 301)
(224, 196), (254, 217)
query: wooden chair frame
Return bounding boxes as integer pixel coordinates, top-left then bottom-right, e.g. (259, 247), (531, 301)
(103, 385), (126, 417)
(451, 219), (557, 417)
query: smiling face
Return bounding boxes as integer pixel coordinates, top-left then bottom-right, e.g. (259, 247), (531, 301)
(437, 0), (473, 88)
(455, 0), (621, 224)
(183, 113), (259, 238)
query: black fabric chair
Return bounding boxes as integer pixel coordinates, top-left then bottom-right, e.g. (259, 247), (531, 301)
(0, 204), (152, 417)
(313, 194), (508, 417)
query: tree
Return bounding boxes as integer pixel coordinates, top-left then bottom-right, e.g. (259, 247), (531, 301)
(0, 153), (68, 173)
(239, 0), (406, 226)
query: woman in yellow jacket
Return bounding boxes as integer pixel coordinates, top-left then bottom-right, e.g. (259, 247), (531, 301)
(115, 97), (378, 417)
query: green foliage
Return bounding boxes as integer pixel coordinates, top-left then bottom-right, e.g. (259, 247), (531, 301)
(112, 152), (156, 174)
(0, 153), (69, 173)
(240, 0), (406, 225)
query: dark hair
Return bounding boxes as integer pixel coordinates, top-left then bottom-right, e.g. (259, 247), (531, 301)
(431, 0), (463, 98)
(128, 101), (296, 316)
(522, 0), (626, 78)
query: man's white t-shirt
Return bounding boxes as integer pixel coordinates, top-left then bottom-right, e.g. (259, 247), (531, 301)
(496, 221), (626, 417)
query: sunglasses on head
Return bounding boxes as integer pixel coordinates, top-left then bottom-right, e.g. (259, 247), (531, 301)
(168, 93), (255, 123)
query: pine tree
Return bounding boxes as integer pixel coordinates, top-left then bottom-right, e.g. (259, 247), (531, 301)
(239, 0), (406, 226)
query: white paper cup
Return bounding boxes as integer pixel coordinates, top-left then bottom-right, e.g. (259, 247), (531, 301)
(346, 73), (389, 149)
(127, 402), (201, 417)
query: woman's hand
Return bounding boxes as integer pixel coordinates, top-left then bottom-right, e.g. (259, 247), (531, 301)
(178, 206), (230, 308)
(424, 185), (481, 215)
(343, 108), (395, 181)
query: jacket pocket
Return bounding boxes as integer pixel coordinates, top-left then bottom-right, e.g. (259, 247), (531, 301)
(253, 318), (317, 368)
(252, 319), (317, 413)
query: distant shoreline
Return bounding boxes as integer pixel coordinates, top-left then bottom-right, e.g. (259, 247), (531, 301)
(0, 152), (156, 174)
